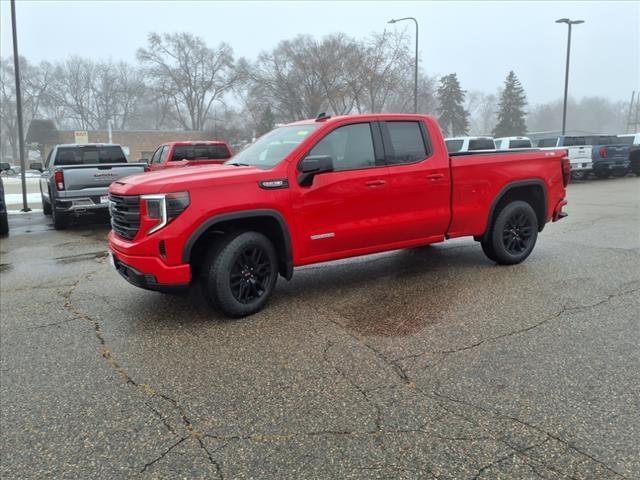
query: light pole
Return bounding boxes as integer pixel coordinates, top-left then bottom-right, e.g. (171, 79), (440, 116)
(10, 0), (30, 212)
(388, 17), (418, 114)
(556, 18), (584, 136)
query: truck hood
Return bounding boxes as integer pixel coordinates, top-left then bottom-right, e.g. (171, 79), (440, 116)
(109, 164), (266, 195)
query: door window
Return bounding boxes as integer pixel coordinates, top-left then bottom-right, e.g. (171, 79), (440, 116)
(308, 123), (375, 172)
(384, 121), (428, 164)
(150, 147), (163, 164)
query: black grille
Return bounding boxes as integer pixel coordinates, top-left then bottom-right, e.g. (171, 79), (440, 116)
(109, 194), (140, 240)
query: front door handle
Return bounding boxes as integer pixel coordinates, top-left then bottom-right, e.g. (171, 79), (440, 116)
(365, 179), (386, 187)
(426, 173), (444, 181)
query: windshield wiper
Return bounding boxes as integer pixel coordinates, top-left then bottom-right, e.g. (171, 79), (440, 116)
(227, 162), (251, 166)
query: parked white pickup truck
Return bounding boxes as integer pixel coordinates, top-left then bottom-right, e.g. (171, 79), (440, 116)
(495, 136), (533, 149)
(444, 136), (496, 153)
(31, 144), (147, 229)
(535, 136), (593, 180)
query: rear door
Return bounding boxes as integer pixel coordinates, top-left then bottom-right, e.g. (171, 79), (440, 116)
(381, 120), (451, 242)
(292, 121), (392, 261)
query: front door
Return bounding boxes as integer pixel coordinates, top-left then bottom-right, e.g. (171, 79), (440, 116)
(291, 122), (392, 263)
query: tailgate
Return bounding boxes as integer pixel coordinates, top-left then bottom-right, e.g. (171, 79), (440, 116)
(567, 145), (591, 161)
(61, 164), (146, 191)
(602, 145), (630, 161)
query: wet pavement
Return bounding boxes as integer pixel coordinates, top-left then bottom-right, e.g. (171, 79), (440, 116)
(1, 177), (639, 479)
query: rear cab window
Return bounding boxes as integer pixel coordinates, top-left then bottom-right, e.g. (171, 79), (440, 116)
(468, 138), (495, 150)
(509, 139), (532, 148)
(445, 140), (464, 153)
(171, 144), (231, 162)
(563, 137), (587, 147)
(384, 121), (428, 164)
(537, 138), (559, 148)
(54, 145), (127, 165)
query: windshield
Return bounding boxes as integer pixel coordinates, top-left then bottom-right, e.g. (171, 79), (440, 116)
(226, 125), (319, 169)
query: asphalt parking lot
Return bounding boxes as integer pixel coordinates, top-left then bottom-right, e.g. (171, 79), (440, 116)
(1, 177), (639, 479)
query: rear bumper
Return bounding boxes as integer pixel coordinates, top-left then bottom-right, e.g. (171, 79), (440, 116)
(569, 161), (592, 171)
(553, 199), (568, 222)
(109, 235), (191, 291)
(55, 195), (109, 214)
(593, 159), (630, 170)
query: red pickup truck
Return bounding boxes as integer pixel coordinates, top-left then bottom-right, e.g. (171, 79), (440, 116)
(108, 114), (569, 317)
(146, 141), (232, 171)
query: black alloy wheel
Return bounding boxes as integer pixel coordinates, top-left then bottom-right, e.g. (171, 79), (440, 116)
(230, 246), (271, 304)
(481, 200), (538, 265)
(501, 211), (535, 255)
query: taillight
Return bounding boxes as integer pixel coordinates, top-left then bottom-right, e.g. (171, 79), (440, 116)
(599, 147), (607, 158)
(54, 170), (64, 190)
(562, 157), (570, 187)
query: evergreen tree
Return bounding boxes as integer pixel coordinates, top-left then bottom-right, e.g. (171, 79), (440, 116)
(256, 106), (276, 136)
(436, 73), (469, 137)
(493, 71), (528, 137)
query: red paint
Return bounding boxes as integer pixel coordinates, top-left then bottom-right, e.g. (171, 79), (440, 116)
(108, 114), (567, 288)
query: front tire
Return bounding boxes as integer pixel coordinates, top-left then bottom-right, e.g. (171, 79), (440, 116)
(201, 231), (278, 318)
(482, 201), (538, 265)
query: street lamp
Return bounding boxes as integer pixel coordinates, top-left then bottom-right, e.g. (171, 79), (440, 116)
(556, 18), (584, 135)
(388, 17), (419, 114)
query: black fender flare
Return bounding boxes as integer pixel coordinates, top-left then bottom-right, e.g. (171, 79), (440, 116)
(182, 209), (294, 280)
(482, 179), (548, 240)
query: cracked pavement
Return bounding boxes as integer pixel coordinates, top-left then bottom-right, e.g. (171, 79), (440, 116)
(1, 177), (639, 479)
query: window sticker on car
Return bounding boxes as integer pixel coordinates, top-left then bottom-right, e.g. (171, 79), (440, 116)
(297, 130), (310, 136)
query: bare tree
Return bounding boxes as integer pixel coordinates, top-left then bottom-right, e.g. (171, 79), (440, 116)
(137, 33), (240, 131)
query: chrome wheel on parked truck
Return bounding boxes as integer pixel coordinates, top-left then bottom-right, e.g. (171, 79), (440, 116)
(201, 231), (278, 317)
(482, 201), (538, 265)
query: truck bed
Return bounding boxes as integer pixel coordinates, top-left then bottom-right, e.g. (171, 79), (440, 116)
(447, 149), (566, 238)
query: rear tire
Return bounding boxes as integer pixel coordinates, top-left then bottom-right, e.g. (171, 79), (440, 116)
(594, 169), (611, 179)
(0, 210), (8, 236)
(200, 231), (278, 318)
(42, 193), (52, 215)
(482, 201), (538, 265)
(52, 207), (68, 230)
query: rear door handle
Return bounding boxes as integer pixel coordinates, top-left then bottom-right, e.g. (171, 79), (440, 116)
(426, 173), (444, 181)
(365, 179), (386, 187)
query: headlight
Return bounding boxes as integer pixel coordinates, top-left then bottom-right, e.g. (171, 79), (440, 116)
(141, 192), (190, 234)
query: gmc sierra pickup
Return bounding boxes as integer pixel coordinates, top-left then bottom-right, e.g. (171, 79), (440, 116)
(32, 144), (146, 229)
(146, 141), (233, 171)
(108, 114), (569, 317)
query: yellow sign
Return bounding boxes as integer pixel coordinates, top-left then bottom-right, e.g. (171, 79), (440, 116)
(74, 131), (89, 144)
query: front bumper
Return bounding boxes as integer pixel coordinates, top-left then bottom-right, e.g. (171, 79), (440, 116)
(109, 239), (191, 292)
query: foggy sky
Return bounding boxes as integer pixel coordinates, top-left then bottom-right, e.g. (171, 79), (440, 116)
(1, 0), (638, 105)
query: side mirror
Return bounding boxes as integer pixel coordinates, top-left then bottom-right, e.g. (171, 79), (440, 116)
(0, 162), (10, 172)
(30, 162), (43, 172)
(139, 158), (149, 165)
(298, 155), (334, 186)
